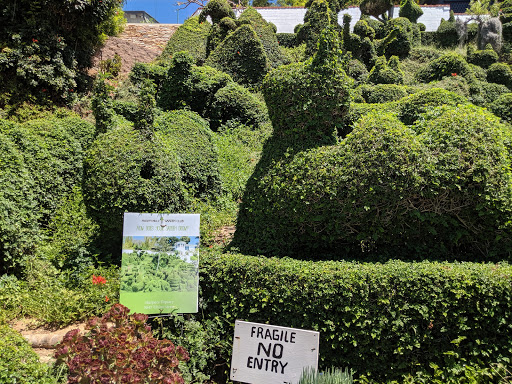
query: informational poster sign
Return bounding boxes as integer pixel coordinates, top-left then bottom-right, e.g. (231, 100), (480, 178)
(119, 213), (199, 314)
(230, 320), (319, 384)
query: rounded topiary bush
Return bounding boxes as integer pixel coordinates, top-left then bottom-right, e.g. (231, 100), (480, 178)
(415, 52), (473, 83)
(466, 44), (499, 69)
(368, 56), (404, 84)
(208, 82), (270, 131)
(436, 16), (458, 47)
(154, 110), (222, 198)
(489, 93), (512, 123)
(83, 123), (188, 259)
(398, 88), (468, 125)
(381, 17), (415, 58)
(355, 83), (409, 103)
(399, 0), (423, 23)
(0, 130), (39, 273)
(487, 62), (512, 90)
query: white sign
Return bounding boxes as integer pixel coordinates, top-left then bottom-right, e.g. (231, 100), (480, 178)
(230, 320), (319, 384)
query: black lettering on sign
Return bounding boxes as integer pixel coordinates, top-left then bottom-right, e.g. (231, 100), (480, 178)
(257, 342), (284, 359)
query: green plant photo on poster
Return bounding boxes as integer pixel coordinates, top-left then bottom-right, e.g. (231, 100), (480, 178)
(119, 213), (200, 314)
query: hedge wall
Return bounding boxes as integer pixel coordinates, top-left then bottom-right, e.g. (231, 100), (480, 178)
(200, 251), (512, 382)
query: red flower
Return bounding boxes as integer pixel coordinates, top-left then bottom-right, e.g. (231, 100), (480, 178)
(105, 296), (109, 302)
(237, 51), (240, 55)
(42, 89), (46, 92)
(451, 73), (457, 76)
(32, 38), (38, 43)
(92, 275), (107, 285)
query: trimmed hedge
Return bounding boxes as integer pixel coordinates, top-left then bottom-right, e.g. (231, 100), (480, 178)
(205, 24), (270, 86)
(355, 83), (409, 103)
(276, 33), (297, 48)
(489, 92), (512, 123)
(159, 16), (210, 64)
(415, 52), (473, 83)
(200, 251), (512, 382)
(466, 44), (498, 69)
(296, 0), (333, 58)
(487, 62), (512, 90)
(0, 324), (55, 383)
(0, 130), (40, 274)
(154, 110), (222, 198)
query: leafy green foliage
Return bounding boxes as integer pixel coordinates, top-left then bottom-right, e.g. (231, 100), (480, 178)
(355, 83), (409, 103)
(276, 33), (297, 48)
(205, 24), (270, 86)
(83, 123), (188, 260)
(198, 0), (235, 24)
(55, 304), (189, 383)
(296, 0), (334, 58)
(487, 62), (512, 90)
(299, 367), (354, 384)
(159, 16), (210, 65)
(415, 52), (473, 82)
(399, 0), (423, 23)
(0, 130), (40, 274)
(155, 110), (222, 198)
(466, 44), (498, 69)
(0, 0), (124, 106)
(379, 17), (415, 58)
(489, 92), (512, 123)
(92, 76), (115, 135)
(158, 52), (232, 115)
(237, 7), (291, 69)
(398, 88), (468, 125)
(208, 82), (270, 131)
(201, 251), (512, 382)
(436, 13), (459, 48)
(99, 53), (122, 78)
(368, 56), (404, 84)
(0, 324), (55, 383)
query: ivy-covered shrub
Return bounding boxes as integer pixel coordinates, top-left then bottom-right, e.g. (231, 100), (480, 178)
(200, 251), (512, 382)
(296, 0), (334, 58)
(415, 52), (473, 82)
(427, 75), (471, 98)
(489, 93), (512, 123)
(205, 24), (270, 86)
(159, 16), (210, 64)
(55, 304), (189, 383)
(487, 62), (512, 90)
(399, 0), (423, 23)
(398, 88), (468, 125)
(355, 83), (409, 103)
(237, 7), (290, 69)
(3, 118), (87, 227)
(341, 101), (401, 136)
(0, 131), (40, 274)
(155, 110), (222, 198)
(353, 20), (376, 40)
(436, 12), (458, 48)
(158, 52), (232, 115)
(129, 62), (168, 89)
(206, 17), (237, 58)
(368, 56), (404, 84)
(261, 26), (351, 147)
(346, 58), (369, 85)
(466, 44), (498, 69)
(83, 123), (188, 260)
(380, 17), (415, 58)
(469, 80), (510, 107)
(276, 33), (297, 48)
(199, 0), (235, 24)
(208, 82), (270, 131)
(0, 324), (55, 383)
(0, 0), (124, 106)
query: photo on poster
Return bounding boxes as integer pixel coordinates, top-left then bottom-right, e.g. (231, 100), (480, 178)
(119, 213), (199, 314)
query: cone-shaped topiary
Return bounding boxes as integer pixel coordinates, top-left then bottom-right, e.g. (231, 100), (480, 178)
(205, 24), (270, 86)
(399, 0), (423, 23)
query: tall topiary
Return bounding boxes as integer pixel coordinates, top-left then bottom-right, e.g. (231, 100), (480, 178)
(205, 24), (270, 86)
(296, 0), (334, 58)
(436, 12), (459, 48)
(379, 17), (415, 57)
(198, 0), (235, 24)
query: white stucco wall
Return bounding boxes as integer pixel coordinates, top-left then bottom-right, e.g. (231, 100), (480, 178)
(231, 5), (470, 33)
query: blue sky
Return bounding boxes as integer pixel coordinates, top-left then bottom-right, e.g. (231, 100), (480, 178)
(123, 0), (200, 24)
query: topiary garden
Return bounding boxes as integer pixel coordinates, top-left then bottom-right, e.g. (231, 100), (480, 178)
(1, 0), (512, 382)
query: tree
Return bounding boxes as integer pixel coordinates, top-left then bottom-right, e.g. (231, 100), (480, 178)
(360, 0), (394, 22)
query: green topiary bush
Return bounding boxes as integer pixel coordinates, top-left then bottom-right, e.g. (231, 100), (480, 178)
(129, 62), (168, 88)
(237, 7), (290, 69)
(379, 17), (415, 58)
(398, 88), (468, 125)
(154, 110), (222, 198)
(205, 24), (270, 86)
(276, 33), (297, 48)
(469, 80), (510, 107)
(435, 13), (458, 47)
(206, 17), (238, 58)
(198, 0), (235, 24)
(368, 56), (404, 84)
(489, 92), (512, 123)
(415, 52), (473, 83)
(83, 123), (188, 260)
(0, 324), (55, 383)
(208, 82), (270, 131)
(0, 130), (40, 274)
(399, 0), (423, 23)
(341, 101), (401, 136)
(158, 52), (232, 115)
(355, 83), (409, 103)
(159, 16), (210, 64)
(296, 0), (334, 58)
(466, 44), (498, 69)
(487, 62), (512, 90)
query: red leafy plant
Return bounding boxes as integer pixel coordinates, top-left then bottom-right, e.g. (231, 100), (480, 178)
(55, 304), (189, 384)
